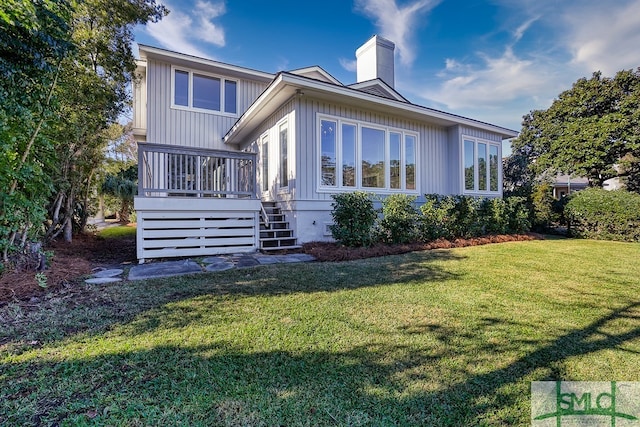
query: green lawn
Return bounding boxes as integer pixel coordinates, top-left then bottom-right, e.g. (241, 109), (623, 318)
(96, 224), (137, 239)
(1, 239), (639, 426)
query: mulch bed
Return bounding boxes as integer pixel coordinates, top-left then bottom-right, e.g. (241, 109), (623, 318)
(303, 233), (542, 262)
(0, 232), (136, 305)
(0, 232), (541, 305)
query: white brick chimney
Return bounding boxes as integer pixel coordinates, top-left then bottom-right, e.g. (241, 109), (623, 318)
(355, 35), (395, 88)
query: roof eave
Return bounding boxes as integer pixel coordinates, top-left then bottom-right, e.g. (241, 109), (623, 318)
(225, 73), (519, 144)
(137, 44), (275, 83)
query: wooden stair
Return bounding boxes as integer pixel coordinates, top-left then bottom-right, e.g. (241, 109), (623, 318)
(259, 201), (301, 252)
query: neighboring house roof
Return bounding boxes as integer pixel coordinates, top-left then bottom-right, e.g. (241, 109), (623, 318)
(137, 44), (275, 83)
(552, 174), (589, 187)
(347, 78), (409, 102)
(224, 70), (518, 144)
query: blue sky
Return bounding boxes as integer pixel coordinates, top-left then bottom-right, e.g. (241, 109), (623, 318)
(134, 0), (640, 136)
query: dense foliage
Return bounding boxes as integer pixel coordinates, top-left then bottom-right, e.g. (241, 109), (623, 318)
(512, 69), (640, 189)
(330, 193), (531, 247)
(0, 0), (166, 265)
(376, 194), (420, 244)
(565, 188), (640, 242)
(329, 192), (377, 247)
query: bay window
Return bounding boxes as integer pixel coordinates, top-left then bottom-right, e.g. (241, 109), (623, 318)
(463, 136), (500, 194)
(318, 115), (418, 192)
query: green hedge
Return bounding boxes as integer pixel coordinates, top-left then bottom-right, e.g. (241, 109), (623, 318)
(330, 193), (531, 247)
(565, 188), (640, 242)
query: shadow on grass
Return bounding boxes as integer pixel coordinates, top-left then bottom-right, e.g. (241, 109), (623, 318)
(2, 301), (639, 425)
(0, 250), (463, 352)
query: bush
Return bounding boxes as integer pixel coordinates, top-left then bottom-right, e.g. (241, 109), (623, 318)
(504, 196), (531, 234)
(329, 192), (377, 247)
(565, 188), (640, 242)
(531, 183), (556, 231)
(419, 194), (454, 240)
(420, 194), (531, 241)
(377, 194), (420, 244)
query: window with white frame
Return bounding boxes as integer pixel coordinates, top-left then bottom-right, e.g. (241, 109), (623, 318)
(463, 136), (500, 194)
(279, 122), (288, 188)
(172, 67), (237, 115)
(261, 134), (269, 192)
(319, 115), (418, 192)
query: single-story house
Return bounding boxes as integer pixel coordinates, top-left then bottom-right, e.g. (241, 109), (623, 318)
(133, 35), (518, 262)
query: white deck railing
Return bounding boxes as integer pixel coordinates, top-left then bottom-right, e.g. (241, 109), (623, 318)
(135, 143), (260, 262)
(138, 143), (257, 199)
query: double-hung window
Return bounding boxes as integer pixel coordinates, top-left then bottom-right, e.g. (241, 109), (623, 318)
(172, 67), (237, 115)
(319, 115), (418, 192)
(463, 136), (500, 194)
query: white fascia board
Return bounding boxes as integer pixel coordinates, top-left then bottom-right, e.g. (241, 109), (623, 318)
(288, 66), (342, 85)
(348, 78), (408, 102)
(225, 73), (519, 144)
(137, 44), (274, 83)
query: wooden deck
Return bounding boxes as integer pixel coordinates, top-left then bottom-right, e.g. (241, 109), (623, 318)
(135, 143), (261, 263)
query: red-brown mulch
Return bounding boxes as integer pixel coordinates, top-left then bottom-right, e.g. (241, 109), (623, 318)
(0, 232), (136, 305)
(302, 233), (543, 262)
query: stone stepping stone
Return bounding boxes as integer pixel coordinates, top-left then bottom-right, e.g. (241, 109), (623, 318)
(85, 277), (122, 284)
(92, 268), (124, 278)
(201, 256), (230, 264)
(205, 262), (235, 272)
(128, 260), (202, 280)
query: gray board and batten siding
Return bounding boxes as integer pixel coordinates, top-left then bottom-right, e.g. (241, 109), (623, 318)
(144, 57), (270, 150)
(237, 95), (483, 203)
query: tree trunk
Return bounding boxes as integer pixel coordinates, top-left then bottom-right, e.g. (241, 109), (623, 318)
(63, 191), (73, 243)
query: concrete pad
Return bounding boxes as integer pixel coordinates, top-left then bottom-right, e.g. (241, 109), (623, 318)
(92, 268), (124, 278)
(205, 262), (235, 272)
(85, 277), (122, 284)
(128, 260), (202, 280)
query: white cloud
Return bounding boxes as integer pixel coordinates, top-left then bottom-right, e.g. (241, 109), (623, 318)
(145, 0), (226, 58)
(339, 58), (357, 72)
(424, 47), (551, 111)
(562, 0), (640, 75)
(355, 0), (441, 66)
(193, 0), (226, 46)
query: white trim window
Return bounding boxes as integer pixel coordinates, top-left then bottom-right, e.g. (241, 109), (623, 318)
(279, 121), (289, 189)
(261, 133), (269, 193)
(462, 136), (501, 194)
(318, 114), (418, 193)
(171, 66), (237, 116)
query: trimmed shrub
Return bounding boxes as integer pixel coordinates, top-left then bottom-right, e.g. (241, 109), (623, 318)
(420, 194), (531, 241)
(565, 188), (640, 242)
(477, 198), (508, 235)
(419, 194), (454, 240)
(504, 196), (531, 234)
(377, 194), (420, 244)
(329, 192), (377, 247)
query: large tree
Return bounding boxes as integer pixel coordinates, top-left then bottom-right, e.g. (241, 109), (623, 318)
(44, 0), (166, 242)
(0, 0), (74, 261)
(512, 69), (640, 188)
(1, 0), (167, 263)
